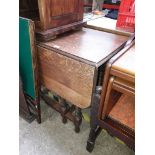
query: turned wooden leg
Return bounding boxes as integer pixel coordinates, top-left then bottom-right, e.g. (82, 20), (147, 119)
(87, 125), (102, 152)
(74, 107), (82, 133)
(86, 86), (102, 152)
(59, 97), (69, 124)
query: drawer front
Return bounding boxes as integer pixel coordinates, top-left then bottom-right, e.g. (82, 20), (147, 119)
(38, 46), (95, 108)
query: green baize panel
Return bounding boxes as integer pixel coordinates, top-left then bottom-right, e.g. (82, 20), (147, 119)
(19, 17), (36, 99)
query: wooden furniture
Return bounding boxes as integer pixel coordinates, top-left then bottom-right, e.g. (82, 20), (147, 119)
(19, 17), (41, 123)
(85, 16), (133, 36)
(86, 36), (135, 152)
(19, 0), (85, 41)
(19, 76), (35, 123)
(37, 28), (128, 132)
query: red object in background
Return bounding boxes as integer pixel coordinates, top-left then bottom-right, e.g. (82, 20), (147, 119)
(103, 4), (119, 10)
(116, 0), (135, 32)
(84, 3), (120, 10)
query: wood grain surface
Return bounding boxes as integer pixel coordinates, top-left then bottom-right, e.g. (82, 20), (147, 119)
(20, 0), (84, 30)
(38, 28), (128, 65)
(99, 42), (135, 120)
(38, 46), (95, 108)
(113, 77), (135, 96)
(29, 20), (39, 101)
(108, 94), (135, 130)
(38, 0), (84, 30)
(112, 45), (135, 76)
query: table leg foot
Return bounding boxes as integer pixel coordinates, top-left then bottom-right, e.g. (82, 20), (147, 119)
(75, 126), (80, 133)
(62, 117), (68, 124)
(86, 126), (102, 152)
(86, 141), (94, 153)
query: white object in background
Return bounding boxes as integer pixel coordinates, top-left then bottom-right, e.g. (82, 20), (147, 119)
(104, 9), (110, 15)
(112, 0), (117, 3)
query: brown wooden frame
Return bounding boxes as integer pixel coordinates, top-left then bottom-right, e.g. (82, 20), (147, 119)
(19, 76), (36, 123)
(19, 17), (41, 123)
(86, 35), (135, 152)
(28, 19), (41, 123)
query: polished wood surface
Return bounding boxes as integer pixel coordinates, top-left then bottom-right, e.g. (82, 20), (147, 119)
(38, 46), (95, 108)
(102, 44), (135, 129)
(108, 94), (135, 130)
(101, 44), (135, 119)
(35, 21), (86, 42)
(112, 77), (135, 97)
(19, 0), (85, 41)
(37, 0), (84, 30)
(38, 28), (128, 65)
(112, 45), (135, 76)
(19, 0), (84, 30)
(99, 42), (135, 118)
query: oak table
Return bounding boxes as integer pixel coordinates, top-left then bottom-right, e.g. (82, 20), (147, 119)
(37, 28), (128, 132)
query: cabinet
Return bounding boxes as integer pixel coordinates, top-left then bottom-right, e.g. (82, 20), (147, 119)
(19, 0), (85, 41)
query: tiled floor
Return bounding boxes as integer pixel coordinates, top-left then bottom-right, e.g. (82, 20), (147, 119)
(19, 100), (134, 155)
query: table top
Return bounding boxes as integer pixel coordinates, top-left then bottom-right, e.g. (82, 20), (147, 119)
(86, 17), (133, 37)
(112, 45), (135, 76)
(38, 28), (128, 66)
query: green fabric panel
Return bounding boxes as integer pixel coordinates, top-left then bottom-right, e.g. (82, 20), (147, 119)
(19, 17), (36, 99)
